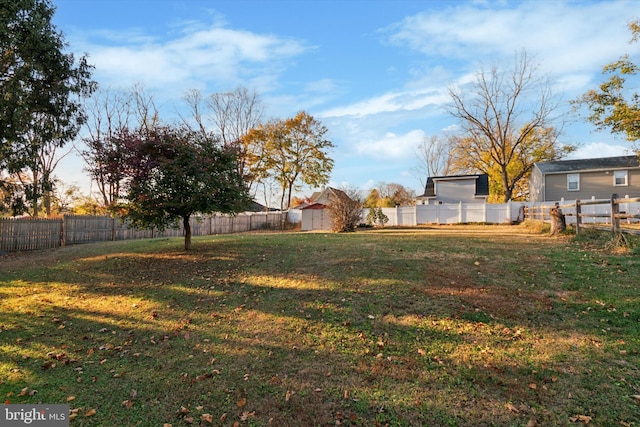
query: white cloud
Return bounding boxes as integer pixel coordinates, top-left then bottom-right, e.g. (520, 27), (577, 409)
(385, 0), (635, 78)
(78, 21), (310, 97)
(567, 142), (633, 160)
(318, 88), (448, 118)
(356, 129), (425, 160)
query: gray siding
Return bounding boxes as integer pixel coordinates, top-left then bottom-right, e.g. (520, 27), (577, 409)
(434, 179), (479, 204)
(544, 169), (640, 201)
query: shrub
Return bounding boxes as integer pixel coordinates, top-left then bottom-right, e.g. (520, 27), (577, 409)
(327, 187), (363, 232)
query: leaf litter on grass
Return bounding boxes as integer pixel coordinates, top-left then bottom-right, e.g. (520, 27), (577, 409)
(0, 226), (638, 426)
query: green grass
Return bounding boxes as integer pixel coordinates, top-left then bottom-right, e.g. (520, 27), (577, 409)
(1, 225), (639, 426)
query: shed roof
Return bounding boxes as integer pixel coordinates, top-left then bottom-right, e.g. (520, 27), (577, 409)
(535, 155), (639, 174)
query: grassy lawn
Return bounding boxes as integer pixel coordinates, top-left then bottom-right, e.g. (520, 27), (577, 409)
(1, 225), (639, 426)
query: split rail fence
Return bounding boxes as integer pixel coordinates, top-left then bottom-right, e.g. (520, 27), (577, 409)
(0, 212), (287, 252)
(523, 194), (640, 234)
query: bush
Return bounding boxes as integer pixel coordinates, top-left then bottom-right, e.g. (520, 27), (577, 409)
(366, 207), (389, 227)
(327, 187), (363, 232)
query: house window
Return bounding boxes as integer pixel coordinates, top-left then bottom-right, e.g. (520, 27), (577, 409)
(614, 170), (628, 186)
(567, 173), (580, 191)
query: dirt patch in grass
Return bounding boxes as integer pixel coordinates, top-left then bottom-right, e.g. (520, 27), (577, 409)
(1, 225), (638, 426)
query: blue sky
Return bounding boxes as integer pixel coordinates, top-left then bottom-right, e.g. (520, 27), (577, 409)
(52, 0), (637, 202)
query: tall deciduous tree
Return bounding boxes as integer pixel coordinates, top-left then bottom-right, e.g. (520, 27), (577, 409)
(80, 86), (157, 208)
(412, 135), (453, 187)
(182, 87), (264, 194)
(0, 0), (95, 213)
(447, 51), (570, 202)
(115, 126), (251, 250)
(575, 19), (640, 147)
(244, 111), (334, 209)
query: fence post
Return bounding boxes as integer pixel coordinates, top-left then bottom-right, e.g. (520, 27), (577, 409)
(611, 194), (620, 234)
(575, 200), (582, 235)
(61, 215), (66, 247)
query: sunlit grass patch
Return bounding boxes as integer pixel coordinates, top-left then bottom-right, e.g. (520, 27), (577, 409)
(0, 226), (638, 426)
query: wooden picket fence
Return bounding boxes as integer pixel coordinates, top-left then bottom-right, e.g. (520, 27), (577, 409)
(0, 212), (287, 252)
(523, 195), (640, 234)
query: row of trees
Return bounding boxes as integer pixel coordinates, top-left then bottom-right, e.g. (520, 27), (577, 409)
(0, 0), (335, 250)
(0, 1), (335, 220)
(2, 0), (639, 224)
(82, 85), (334, 213)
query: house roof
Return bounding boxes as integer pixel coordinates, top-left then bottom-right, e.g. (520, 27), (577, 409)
(535, 155), (640, 174)
(300, 202), (327, 210)
(419, 174), (490, 198)
(294, 187), (351, 209)
(246, 201), (278, 212)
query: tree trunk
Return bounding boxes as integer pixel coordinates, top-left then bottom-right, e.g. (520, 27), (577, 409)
(549, 205), (566, 235)
(183, 215), (192, 250)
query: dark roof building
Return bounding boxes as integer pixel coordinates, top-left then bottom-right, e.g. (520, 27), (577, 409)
(417, 174), (490, 204)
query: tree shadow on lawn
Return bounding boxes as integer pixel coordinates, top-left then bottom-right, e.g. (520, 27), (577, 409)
(0, 235), (637, 426)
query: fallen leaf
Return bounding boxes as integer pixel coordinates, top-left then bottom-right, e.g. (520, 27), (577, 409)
(285, 390), (294, 402)
(240, 411), (255, 421)
(506, 403), (519, 413)
(178, 406), (190, 415)
(237, 397), (247, 408)
(528, 383), (537, 389)
(66, 396), (75, 402)
(41, 361), (56, 370)
(417, 349), (426, 356)
(569, 414), (592, 423)
(183, 416), (193, 424)
(121, 399), (133, 408)
(18, 387), (28, 397)
(219, 413), (227, 423)
(84, 408), (97, 417)
(201, 413), (213, 423)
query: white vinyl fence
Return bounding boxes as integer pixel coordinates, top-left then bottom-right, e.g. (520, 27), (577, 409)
(363, 202), (519, 226)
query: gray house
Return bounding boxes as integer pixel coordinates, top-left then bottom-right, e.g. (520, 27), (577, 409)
(416, 174), (490, 205)
(529, 155), (640, 202)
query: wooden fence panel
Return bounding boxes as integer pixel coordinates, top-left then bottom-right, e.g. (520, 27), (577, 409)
(64, 215), (114, 244)
(0, 217), (62, 252)
(0, 212), (289, 252)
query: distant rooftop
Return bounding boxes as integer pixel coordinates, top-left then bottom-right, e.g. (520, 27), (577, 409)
(535, 155), (639, 174)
